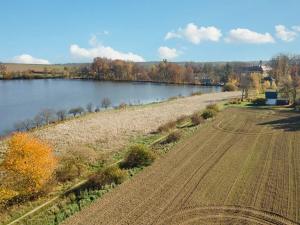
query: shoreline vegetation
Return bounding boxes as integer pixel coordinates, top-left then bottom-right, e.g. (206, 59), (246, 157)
(0, 89), (206, 139)
(0, 92), (239, 157)
(0, 76), (224, 87)
(0, 57), (243, 86)
(0, 100), (225, 225)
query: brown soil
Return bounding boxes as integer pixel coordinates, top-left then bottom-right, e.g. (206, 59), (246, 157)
(63, 107), (300, 225)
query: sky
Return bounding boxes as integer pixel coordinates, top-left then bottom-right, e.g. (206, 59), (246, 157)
(1, 0), (300, 64)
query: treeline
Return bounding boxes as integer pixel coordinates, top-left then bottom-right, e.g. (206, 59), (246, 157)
(89, 58), (254, 84)
(2, 54), (300, 89)
(0, 59), (259, 84)
(269, 54), (300, 105)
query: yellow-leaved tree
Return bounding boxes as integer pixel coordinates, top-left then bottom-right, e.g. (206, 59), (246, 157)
(1, 133), (57, 194)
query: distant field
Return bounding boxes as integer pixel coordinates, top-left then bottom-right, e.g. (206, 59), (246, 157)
(64, 107), (300, 225)
(4, 63), (89, 72)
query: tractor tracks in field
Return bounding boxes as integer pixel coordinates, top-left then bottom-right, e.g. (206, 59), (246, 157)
(156, 205), (299, 225)
(63, 108), (300, 225)
(213, 120), (277, 135)
(115, 131), (225, 225)
(117, 118), (245, 225)
(147, 118), (249, 225)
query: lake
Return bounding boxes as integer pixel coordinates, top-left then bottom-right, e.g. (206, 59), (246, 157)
(0, 79), (221, 135)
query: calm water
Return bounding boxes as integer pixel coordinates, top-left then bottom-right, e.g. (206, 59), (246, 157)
(0, 79), (221, 135)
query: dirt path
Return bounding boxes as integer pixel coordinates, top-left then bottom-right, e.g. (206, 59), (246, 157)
(63, 108), (300, 225)
(0, 92), (238, 155)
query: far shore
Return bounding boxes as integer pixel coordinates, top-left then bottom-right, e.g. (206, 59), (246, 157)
(0, 91), (240, 158)
(0, 76), (224, 87)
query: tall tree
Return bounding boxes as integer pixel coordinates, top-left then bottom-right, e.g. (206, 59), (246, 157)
(1, 133), (57, 194)
(270, 54), (290, 85)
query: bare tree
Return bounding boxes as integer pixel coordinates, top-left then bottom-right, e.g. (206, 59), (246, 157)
(270, 54), (290, 85)
(279, 76), (300, 106)
(239, 74), (251, 101)
(33, 114), (44, 127)
(86, 103), (93, 113)
(14, 121), (25, 131)
(14, 119), (34, 131)
(101, 97), (111, 109)
(56, 109), (67, 121)
(77, 107), (85, 115)
(39, 109), (55, 125)
(69, 107), (85, 117)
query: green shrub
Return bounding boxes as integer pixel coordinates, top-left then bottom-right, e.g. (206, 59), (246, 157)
(87, 166), (126, 189)
(121, 144), (155, 168)
(55, 155), (88, 183)
(252, 98), (266, 105)
(157, 121), (176, 133)
(229, 98), (241, 104)
(164, 131), (181, 144)
(191, 112), (203, 125)
(206, 104), (220, 112)
(223, 83), (237, 92)
(201, 109), (216, 119)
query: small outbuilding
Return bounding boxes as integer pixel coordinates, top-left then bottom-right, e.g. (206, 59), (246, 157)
(265, 90), (277, 105)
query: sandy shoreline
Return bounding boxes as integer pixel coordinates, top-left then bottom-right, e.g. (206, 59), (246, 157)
(0, 91), (240, 157)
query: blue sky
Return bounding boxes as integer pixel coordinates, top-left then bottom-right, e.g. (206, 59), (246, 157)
(1, 0), (300, 64)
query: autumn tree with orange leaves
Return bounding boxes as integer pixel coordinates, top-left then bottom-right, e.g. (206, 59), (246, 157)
(1, 133), (57, 195)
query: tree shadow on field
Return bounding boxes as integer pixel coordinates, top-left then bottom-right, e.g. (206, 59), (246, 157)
(259, 115), (300, 132)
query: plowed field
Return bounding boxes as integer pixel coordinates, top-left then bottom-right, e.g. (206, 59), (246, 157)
(64, 107), (300, 225)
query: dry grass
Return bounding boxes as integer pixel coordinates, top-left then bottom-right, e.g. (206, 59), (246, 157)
(63, 107), (300, 225)
(157, 121), (177, 133)
(0, 92), (240, 157)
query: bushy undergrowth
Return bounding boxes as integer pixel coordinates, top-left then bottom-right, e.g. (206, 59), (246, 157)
(176, 115), (189, 124)
(87, 166), (127, 189)
(157, 121), (176, 133)
(191, 112), (203, 125)
(201, 109), (217, 119)
(229, 98), (241, 104)
(164, 131), (181, 144)
(55, 157), (87, 183)
(206, 104), (220, 112)
(223, 83), (237, 92)
(121, 145), (155, 168)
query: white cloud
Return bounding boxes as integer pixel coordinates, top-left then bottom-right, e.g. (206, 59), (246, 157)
(70, 36), (145, 62)
(225, 28), (275, 44)
(164, 23), (222, 44)
(165, 32), (182, 40)
(11, 54), (50, 64)
(275, 25), (297, 42)
(292, 26), (300, 32)
(158, 46), (180, 60)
